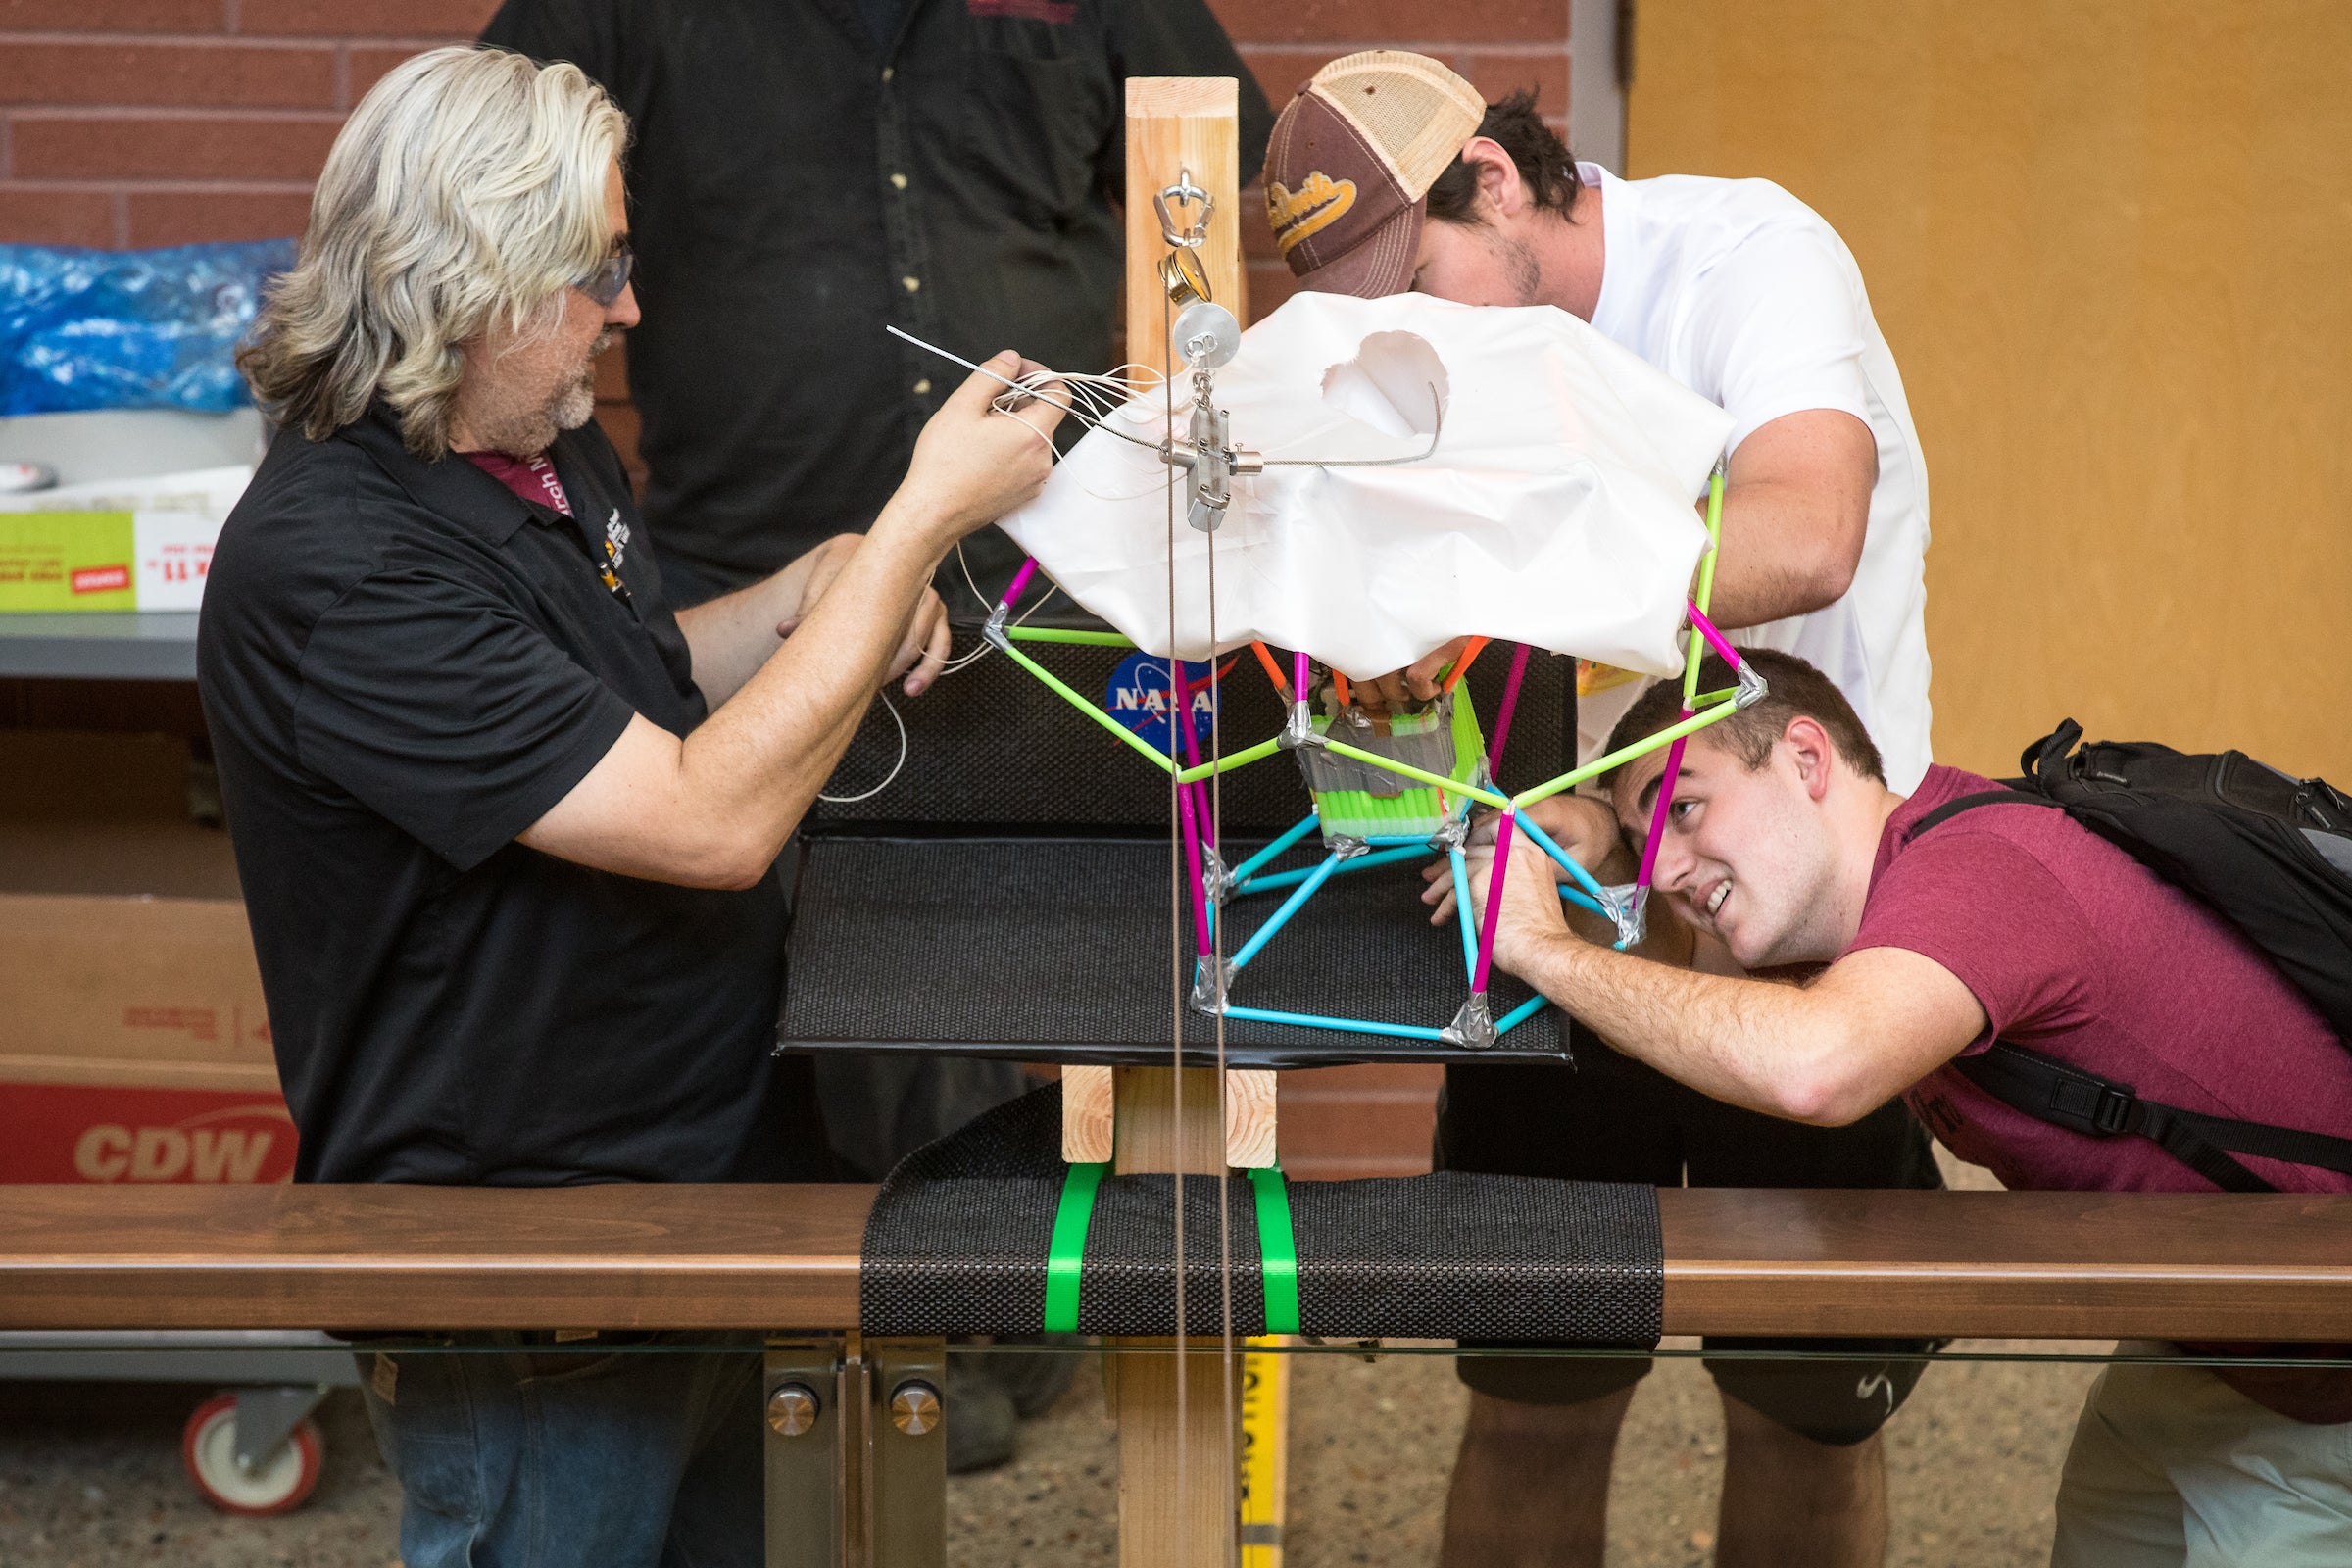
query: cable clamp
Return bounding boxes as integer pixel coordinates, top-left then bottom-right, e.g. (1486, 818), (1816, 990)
(1734, 659), (1770, 709)
(981, 607), (1012, 651)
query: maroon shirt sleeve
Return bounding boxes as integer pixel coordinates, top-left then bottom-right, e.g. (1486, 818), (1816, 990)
(1847, 831), (2102, 1053)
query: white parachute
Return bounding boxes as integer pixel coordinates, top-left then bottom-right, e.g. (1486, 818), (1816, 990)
(995, 289), (1736, 681)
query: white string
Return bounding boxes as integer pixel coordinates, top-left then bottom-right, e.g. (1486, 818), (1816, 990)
(813, 688), (906, 804)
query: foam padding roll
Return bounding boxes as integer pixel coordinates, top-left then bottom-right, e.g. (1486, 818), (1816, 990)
(860, 1088), (1661, 1345)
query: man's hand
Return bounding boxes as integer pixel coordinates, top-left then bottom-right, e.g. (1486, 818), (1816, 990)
(776, 535), (951, 696)
(1422, 796), (1620, 923)
(1419, 812), (1573, 962)
(1354, 636), (1470, 712)
(888, 352), (1065, 553)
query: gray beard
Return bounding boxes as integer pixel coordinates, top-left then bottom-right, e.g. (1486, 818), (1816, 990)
(467, 334), (607, 458)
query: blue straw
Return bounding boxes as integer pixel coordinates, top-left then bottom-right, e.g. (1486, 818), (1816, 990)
(1224, 811), (1321, 887)
(1222, 1004), (1450, 1043)
(1234, 844), (1432, 895)
(1229, 851), (1347, 971)
(1560, 886), (1608, 917)
(1363, 834), (1437, 847)
(1448, 846), (1478, 984)
(1513, 809), (1613, 906)
(1495, 995), (1549, 1035)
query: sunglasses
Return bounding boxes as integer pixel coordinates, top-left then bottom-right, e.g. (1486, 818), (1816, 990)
(578, 243), (634, 308)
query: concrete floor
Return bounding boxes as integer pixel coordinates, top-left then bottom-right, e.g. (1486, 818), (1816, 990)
(0, 1340), (2100, 1567)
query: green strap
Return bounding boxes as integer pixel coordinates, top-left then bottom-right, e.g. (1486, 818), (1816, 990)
(1043, 1160), (1107, 1333)
(1250, 1166), (1301, 1336)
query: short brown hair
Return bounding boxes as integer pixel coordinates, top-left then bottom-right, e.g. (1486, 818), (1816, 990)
(1602, 648), (1886, 795)
(1424, 90), (1580, 225)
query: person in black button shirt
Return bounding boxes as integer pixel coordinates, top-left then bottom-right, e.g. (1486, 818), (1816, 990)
(200, 47), (1060, 1566)
(477, 0), (1272, 607)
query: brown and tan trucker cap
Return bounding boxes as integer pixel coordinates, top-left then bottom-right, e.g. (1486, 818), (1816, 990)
(1263, 51), (1486, 298)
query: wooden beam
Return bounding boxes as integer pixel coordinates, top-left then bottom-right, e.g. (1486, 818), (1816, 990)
(1, 1187), (2350, 1343)
(1122, 75), (1246, 383)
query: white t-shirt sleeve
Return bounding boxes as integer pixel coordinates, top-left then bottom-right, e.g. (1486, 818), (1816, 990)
(1680, 222), (1876, 454)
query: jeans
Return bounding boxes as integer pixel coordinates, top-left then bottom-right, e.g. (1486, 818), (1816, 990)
(358, 1334), (763, 1568)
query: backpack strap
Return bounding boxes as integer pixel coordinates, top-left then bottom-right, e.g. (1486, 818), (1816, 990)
(1903, 788), (2062, 844)
(1952, 1042), (2352, 1193)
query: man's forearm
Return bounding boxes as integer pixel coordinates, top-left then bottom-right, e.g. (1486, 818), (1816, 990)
(671, 511), (942, 871)
(1509, 932), (1855, 1121)
(1699, 477), (1860, 630)
(674, 566), (809, 708)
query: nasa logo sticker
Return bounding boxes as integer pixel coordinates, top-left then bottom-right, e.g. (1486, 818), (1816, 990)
(1105, 651), (1217, 755)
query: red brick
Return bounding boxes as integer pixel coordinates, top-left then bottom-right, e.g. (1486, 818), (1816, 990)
(1279, 1062), (1444, 1096)
(1458, 49), (1570, 110)
(0, 184), (116, 245)
(11, 112), (342, 181)
(347, 43), (457, 104)
(124, 185), (312, 245)
(233, 0), (498, 37)
(1276, 1093), (1437, 1163)
(0, 40), (337, 110)
(0, 0), (224, 30)
(1287, 1154), (1428, 1180)
(1211, 0), (1566, 47)
(1235, 46), (1333, 109)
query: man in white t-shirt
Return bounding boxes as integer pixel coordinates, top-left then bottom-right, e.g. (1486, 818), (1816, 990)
(1263, 54), (1937, 1568)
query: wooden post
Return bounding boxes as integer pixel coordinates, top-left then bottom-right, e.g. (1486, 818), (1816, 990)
(1095, 74), (1262, 1568)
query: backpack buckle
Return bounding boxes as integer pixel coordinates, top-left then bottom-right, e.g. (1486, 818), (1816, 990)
(2049, 1074), (2136, 1135)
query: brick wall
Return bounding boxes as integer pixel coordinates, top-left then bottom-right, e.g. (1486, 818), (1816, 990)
(0, 0), (1574, 1177)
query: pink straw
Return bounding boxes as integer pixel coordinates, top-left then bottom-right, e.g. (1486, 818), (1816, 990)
(1487, 642), (1532, 775)
(1471, 809), (1518, 993)
(1000, 556), (1040, 611)
(1293, 650), (1309, 703)
(1176, 774), (1214, 956)
(1684, 603), (1742, 669)
(1170, 661), (1214, 839)
(1634, 723), (1692, 892)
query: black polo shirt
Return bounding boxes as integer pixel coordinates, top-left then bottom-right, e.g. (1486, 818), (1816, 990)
(480, 0), (1273, 599)
(198, 403), (813, 1185)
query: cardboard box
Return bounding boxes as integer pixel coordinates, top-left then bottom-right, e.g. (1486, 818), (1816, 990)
(0, 465), (248, 612)
(0, 732), (291, 1182)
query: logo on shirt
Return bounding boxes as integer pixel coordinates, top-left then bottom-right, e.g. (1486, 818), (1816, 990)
(1267, 172), (1356, 255)
(605, 510), (630, 571)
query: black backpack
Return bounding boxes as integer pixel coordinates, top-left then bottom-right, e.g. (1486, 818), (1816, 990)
(1907, 720), (2352, 1192)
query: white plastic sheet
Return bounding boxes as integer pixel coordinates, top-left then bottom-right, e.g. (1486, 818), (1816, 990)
(997, 290), (1736, 680)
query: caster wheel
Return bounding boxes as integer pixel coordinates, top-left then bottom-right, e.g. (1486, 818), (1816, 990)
(180, 1393), (324, 1515)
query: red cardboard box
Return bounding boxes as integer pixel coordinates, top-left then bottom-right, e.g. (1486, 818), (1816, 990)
(0, 733), (293, 1183)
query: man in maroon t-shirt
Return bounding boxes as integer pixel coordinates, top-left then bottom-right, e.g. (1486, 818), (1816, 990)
(1431, 647), (2352, 1564)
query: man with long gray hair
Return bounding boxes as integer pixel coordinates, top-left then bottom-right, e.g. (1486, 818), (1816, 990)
(199, 44), (1060, 1565)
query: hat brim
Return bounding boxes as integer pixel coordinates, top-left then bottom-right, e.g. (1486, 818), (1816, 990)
(1296, 201), (1421, 299)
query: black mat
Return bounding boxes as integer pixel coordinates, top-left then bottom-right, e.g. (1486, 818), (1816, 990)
(860, 1087), (1663, 1343)
(780, 832), (1564, 1063)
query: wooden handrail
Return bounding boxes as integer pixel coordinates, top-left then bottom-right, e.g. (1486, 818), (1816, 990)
(0, 1185), (2345, 1343)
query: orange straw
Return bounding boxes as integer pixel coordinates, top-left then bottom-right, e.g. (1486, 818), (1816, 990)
(1441, 636), (1491, 695)
(1333, 670), (1352, 708)
(1249, 640), (1292, 700)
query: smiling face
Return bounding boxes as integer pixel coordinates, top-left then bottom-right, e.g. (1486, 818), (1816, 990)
(1608, 723), (1867, 970)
